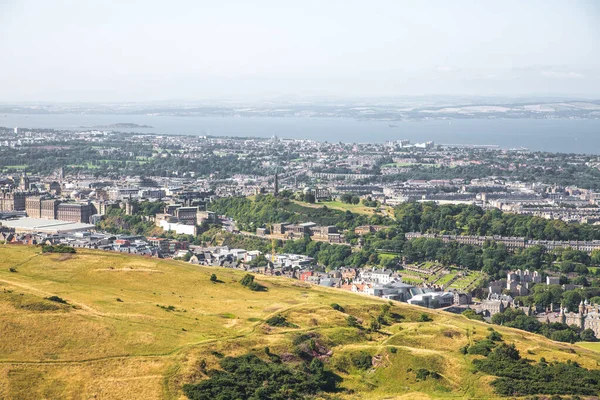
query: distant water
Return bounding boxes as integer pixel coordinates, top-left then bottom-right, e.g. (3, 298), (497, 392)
(1, 113), (599, 154)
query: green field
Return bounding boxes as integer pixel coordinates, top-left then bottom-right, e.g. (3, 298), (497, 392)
(1, 246), (600, 399)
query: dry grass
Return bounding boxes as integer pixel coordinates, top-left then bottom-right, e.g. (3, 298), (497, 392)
(1, 245), (600, 399)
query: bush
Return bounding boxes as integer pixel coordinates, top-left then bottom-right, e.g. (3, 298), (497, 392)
(580, 328), (597, 342)
(265, 315), (296, 328)
(487, 330), (503, 342)
(45, 295), (68, 304)
(41, 244), (76, 254)
(462, 308), (484, 321)
(210, 273), (217, 282)
(467, 339), (496, 356)
(346, 315), (360, 328)
(418, 313), (433, 322)
(330, 303), (345, 312)
(240, 274), (266, 291)
(240, 274), (255, 286)
(350, 351), (372, 370)
(183, 353), (338, 399)
(472, 343), (600, 396)
(369, 318), (381, 332)
(416, 368), (441, 380)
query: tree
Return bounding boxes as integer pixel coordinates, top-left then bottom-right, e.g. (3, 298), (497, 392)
(210, 273), (217, 282)
(562, 290), (582, 312)
(369, 317), (381, 332)
(341, 194), (353, 204)
(580, 328), (597, 342)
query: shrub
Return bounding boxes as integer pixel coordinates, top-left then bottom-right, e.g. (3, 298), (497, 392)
(580, 328), (597, 342)
(330, 303), (345, 312)
(240, 274), (255, 287)
(462, 308), (484, 321)
(416, 368), (440, 380)
(265, 315), (296, 328)
(350, 351), (372, 370)
(471, 343), (600, 396)
(41, 244), (76, 254)
(240, 274), (267, 291)
(487, 330), (503, 342)
(467, 339), (496, 356)
(45, 295), (68, 304)
(346, 315), (360, 328)
(210, 273), (217, 282)
(369, 318), (381, 332)
(418, 313), (433, 322)
(183, 353), (338, 399)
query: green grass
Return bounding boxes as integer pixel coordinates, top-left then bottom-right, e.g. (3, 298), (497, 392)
(0, 246), (598, 399)
(577, 342), (600, 352)
(377, 252), (398, 262)
(312, 200), (377, 215)
(436, 272), (457, 286)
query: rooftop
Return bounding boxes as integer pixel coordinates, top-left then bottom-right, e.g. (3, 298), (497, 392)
(0, 217), (95, 233)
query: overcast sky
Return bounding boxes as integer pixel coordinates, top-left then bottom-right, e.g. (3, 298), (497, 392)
(0, 0), (598, 102)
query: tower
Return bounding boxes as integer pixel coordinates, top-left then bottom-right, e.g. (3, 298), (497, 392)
(274, 172), (279, 196)
(19, 174), (30, 191)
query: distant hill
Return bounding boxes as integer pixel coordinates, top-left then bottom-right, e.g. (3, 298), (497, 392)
(1, 246), (600, 399)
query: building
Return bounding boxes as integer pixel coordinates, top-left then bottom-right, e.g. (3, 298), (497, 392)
(41, 199), (59, 219)
(408, 292), (454, 308)
(559, 301), (600, 338)
(57, 203), (92, 223)
(0, 192), (26, 211)
(174, 207), (198, 225)
(0, 217), (95, 234)
(196, 210), (217, 224)
(147, 237), (170, 254)
(19, 175), (30, 191)
(25, 196), (42, 218)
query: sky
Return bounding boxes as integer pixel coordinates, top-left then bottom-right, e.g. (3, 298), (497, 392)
(0, 0), (599, 102)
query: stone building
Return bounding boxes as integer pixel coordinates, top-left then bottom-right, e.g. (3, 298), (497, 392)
(57, 203), (92, 223)
(0, 191), (26, 211)
(560, 300), (600, 338)
(25, 196), (42, 218)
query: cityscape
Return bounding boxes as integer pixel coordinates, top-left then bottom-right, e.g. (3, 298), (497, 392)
(2, 1), (600, 399)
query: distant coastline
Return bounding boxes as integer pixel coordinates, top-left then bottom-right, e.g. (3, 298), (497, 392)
(2, 114), (600, 154)
(79, 122), (153, 129)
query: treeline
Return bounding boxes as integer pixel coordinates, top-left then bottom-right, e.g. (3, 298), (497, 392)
(208, 194), (392, 231)
(402, 237), (600, 279)
(213, 226), (600, 275)
(395, 202), (600, 241)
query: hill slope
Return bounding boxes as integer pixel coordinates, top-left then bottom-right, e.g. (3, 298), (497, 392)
(0, 246), (599, 399)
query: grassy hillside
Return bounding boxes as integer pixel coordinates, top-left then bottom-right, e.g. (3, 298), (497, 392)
(0, 246), (599, 399)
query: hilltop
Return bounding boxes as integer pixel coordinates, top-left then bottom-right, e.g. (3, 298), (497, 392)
(1, 246), (600, 399)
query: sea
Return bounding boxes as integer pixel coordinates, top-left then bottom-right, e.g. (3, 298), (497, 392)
(1, 114), (599, 154)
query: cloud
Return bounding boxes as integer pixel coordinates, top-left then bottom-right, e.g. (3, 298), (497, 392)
(436, 66), (454, 72)
(540, 70), (584, 79)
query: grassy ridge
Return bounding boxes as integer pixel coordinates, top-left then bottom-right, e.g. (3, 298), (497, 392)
(0, 246), (600, 399)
